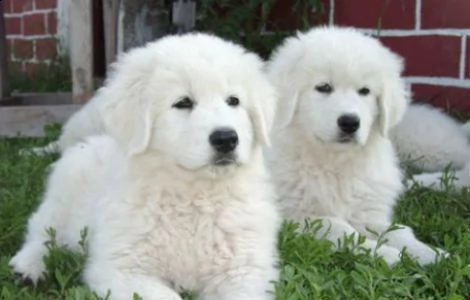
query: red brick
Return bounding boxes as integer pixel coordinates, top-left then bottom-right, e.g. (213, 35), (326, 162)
(12, 0), (33, 13)
(36, 37), (57, 59)
(35, 0), (57, 10)
(46, 12), (57, 34)
(412, 84), (470, 112)
(12, 39), (34, 59)
(23, 13), (46, 35)
(380, 35), (461, 77)
(335, 0), (415, 29)
(265, 0), (329, 31)
(466, 36), (470, 79)
(5, 17), (22, 35)
(422, 0), (470, 29)
(3, 0), (13, 13)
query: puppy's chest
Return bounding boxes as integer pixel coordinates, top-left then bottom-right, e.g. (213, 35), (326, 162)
(135, 191), (267, 290)
(276, 162), (381, 219)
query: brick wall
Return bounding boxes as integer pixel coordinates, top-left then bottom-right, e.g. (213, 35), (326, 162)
(331, 0), (470, 111)
(2, 0), (470, 110)
(2, 0), (58, 74)
(270, 0), (470, 111)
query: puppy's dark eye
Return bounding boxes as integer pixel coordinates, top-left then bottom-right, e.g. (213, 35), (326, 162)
(315, 83), (333, 94)
(173, 97), (194, 109)
(227, 96), (240, 107)
(358, 87), (370, 96)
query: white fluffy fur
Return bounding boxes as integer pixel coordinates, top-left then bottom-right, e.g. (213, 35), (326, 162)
(266, 26), (447, 266)
(461, 120), (470, 136)
(391, 103), (470, 172)
(11, 33), (280, 300)
(409, 161), (470, 191)
(391, 104), (470, 191)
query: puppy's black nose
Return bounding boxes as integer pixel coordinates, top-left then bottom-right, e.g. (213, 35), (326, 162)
(209, 129), (238, 153)
(337, 114), (360, 134)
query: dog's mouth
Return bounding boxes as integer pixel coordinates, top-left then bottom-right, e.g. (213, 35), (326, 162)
(212, 154), (238, 166)
(337, 133), (357, 144)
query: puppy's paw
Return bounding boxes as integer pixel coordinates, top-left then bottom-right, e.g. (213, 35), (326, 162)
(374, 245), (402, 266)
(9, 244), (46, 284)
(436, 247), (450, 258)
(431, 247), (450, 262)
(408, 245), (449, 265)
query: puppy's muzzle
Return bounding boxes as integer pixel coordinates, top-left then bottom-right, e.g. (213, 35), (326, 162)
(209, 128), (238, 165)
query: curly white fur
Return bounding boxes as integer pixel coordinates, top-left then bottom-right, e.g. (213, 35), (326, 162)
(265, 26), (447, 266)
(391, 104), (470, 191)
(10, 33), (280, 300)
(391, 103), (470, 172)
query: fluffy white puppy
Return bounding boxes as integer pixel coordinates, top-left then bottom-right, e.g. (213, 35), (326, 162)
(10, 33), (280, 300)
(391, 103), (470, 172)
(266, 26), (446, 266)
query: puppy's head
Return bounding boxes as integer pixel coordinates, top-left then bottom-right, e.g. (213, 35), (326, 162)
(100, 33), (276, 173)
(267, 26), (410, 150)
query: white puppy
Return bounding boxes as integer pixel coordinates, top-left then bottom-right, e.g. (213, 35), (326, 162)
(10, 33), (280, 300)
(266, 26), (446, 266)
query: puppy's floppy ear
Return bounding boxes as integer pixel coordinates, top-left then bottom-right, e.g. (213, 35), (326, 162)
(274, 90), (300, 130)
(377, 57), (411, 137)
(98, 46), (157, 156)
(249, 79), (277, 147)
(102, 93), (153, 156)
(266, 37), (304, 130)
(265, 66), (301, 130)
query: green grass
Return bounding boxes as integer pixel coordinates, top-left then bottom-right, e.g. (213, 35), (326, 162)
(1, 137), (470, 299)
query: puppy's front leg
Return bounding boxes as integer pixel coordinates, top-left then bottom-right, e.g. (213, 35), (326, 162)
(360, 222), (448, 265)
(10, 194), (74, 283)
(84, 263), (182, 300)
(200, 266), (277, 300)
(315, 217), (402, 265)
